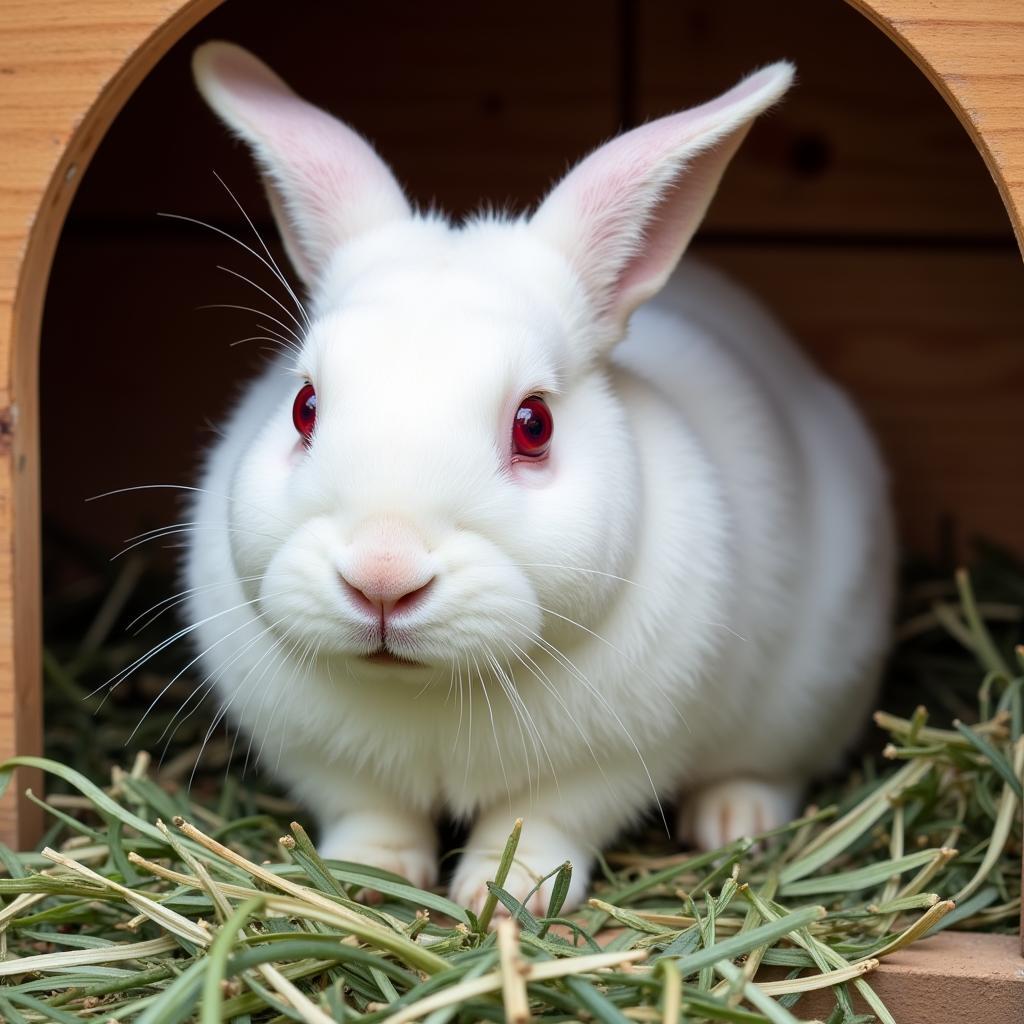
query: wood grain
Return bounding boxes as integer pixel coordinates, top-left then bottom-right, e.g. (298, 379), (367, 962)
(66, 0), (622, 227)
(636, 0), (1013, 239)
(40, 236), (1024, 563)
(0, 0), (221, 846)
(695, 242), (1024, 556)
(845, 0), (1024, 248)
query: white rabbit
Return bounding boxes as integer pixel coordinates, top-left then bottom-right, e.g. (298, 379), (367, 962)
(184, 43), (894, 915)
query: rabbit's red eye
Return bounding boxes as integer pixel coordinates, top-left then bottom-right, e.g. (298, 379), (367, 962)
(512, 396), (553, 458)
(292, 383), (316, 446)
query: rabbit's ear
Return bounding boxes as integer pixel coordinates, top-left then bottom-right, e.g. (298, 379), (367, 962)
(531, 62), (794, 342)
(193, 42), (411, 286)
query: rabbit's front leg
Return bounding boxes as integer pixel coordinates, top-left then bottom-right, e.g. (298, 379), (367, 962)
(295, 767), (438, 890)
(319, 809), (438, 891)
(450, 815), (591, 919)
(450, 771), (640, 918)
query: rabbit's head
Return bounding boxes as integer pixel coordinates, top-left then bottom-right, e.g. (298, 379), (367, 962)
(192, 43), (792, 674)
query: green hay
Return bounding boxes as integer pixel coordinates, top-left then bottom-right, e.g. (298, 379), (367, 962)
(1, 554), (1020, 1023)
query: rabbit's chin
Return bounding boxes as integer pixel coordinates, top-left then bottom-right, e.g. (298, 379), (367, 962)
(329, 648), (439, 684)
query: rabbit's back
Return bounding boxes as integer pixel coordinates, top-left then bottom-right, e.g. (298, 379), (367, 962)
(615, 260), (894, 779)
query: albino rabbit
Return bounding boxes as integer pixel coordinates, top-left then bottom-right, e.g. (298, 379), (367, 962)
(184, 42), (894, 915)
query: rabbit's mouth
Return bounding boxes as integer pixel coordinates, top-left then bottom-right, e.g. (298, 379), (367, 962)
(361, 648), (424, 669)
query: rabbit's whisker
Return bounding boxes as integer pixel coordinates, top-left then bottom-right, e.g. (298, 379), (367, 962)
(501, 568), (746, 642)
(444, 658), (457, 706)
(228, 629), (291, 779)
(475, 653), (512, 815)
(486, 651), (534, 800)
(453, 654), (466, 753)
(498, 609), (669, 836)
(499, 630), (599, 797)
(88, 483), (298, 534)
(229, 334), (301, 356)
(201, 629), (298, 786)
(463, 653), (474, 793)
(125, 609), (270, 745)
(154, 615), (280, 756)
(499, 620), (608, 797)
(502, 562), (646, 590)
(197, 303), (303, 344)
(127, 574), (268, 634)
(253, 633), (312, 773)
(490, 650), (551, 805)
(91, 591), (285, 699)
(274, 638), (321, 774)
(158, 204), (309, 331)
(217, 264), (306, 336)
(210, 169), (312, 330)
(254, 320), (302, 352)
(505, 594), (687, 725)
(112, 522), (285, 562)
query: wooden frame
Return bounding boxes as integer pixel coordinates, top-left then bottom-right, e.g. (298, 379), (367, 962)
(1, 0), (220, 845)
(0, 1), (1020, 1014)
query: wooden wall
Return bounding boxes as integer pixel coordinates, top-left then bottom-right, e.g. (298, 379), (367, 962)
(42, 0), (1024, 570)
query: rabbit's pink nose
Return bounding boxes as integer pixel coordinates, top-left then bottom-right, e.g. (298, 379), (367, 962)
(340, 520), (435, 620)
(339, 566), (435, 620)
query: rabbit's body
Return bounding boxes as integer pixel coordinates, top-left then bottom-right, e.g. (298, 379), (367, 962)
(183, 47), (894, 912)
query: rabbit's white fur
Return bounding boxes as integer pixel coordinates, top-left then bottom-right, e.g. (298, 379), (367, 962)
(185, 44), (894, 914)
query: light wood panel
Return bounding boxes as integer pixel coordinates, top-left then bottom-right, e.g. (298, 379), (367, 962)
(845, 0), (1024, 249)
(0, 0), (222, 846)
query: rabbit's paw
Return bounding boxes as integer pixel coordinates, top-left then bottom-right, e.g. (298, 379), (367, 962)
(319, 817), (438, 893)
(450, 831), (589, 923)
(679, 779), (801, 851)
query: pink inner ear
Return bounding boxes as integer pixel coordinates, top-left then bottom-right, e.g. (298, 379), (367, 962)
(214, 53), (349, 197)
(567, 102), (755, 316)
(612, 120), (751, 314)
(532, 63), (793, 330)
(215, 53), (388, 225)
(197, 43), (411, 282)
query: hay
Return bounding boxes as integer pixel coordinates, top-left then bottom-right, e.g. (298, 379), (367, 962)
(0, 552), (1020, 1022)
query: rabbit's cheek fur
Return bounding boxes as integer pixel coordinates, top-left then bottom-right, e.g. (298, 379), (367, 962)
(225, 428), (303, 586)
(511, 382), (642, 626)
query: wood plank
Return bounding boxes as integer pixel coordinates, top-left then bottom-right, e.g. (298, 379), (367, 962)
(66, 0), (621, 228)
(0, 0), (222, 846)
(761, 931), (1022, 1023)
(845, 0), (1024, 250)
(635, 0), (1013, 239)
(41, 233), (272, 558)
(40, 236), (1024, 565)
(693, 241), (1024, 559)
